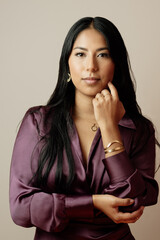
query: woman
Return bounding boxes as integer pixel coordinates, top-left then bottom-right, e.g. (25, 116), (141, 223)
(9, 17), (159, 240)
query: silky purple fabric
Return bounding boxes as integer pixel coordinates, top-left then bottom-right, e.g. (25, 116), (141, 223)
(9, 106), (159, 240)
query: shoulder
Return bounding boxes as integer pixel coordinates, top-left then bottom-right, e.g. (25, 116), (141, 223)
(119, 114), (155, 150)
(131, 116), (155, 154)
(134, 115), (155, 137)
(119, 113), (154, 134)
(25, 105), (49, 116)
(23, 105), (52, 136)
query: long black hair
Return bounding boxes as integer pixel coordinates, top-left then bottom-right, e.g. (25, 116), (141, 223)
(31, 17), (156, 191)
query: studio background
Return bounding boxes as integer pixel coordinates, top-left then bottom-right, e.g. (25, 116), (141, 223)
(0, 0), (160, 239)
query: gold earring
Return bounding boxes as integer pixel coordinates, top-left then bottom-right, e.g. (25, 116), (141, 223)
(67, 73), (71, 82)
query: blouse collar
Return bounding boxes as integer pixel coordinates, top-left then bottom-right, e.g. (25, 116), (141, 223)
(118, 114), (136, 130)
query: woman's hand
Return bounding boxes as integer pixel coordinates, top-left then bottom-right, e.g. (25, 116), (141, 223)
(92, 82), (125, 129)
(93, 194), (144, 224)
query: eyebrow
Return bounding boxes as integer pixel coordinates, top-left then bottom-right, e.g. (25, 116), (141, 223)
(73, 47), (109, 51)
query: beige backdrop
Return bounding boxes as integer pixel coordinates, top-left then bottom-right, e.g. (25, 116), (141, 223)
(1, 0), (160, 239)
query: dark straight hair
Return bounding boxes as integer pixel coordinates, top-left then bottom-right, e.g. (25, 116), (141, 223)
(31, 17), (154, 191)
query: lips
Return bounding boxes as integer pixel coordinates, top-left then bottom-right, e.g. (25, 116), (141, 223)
(82, 77), (100, 80)
(81, 77), (100, 85)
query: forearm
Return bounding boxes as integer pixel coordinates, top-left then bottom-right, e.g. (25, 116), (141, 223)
(101, 125), (159, 210)
(102, 151), (158, 211)
(92, 194), (144, 224)
(10, 177), (94, 232)
(100, 123), (124, 158)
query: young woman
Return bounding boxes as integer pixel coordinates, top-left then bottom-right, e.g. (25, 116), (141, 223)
(9, 17), (159, 240)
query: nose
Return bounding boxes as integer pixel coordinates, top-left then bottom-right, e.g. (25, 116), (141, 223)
(86, 56), (98, 72)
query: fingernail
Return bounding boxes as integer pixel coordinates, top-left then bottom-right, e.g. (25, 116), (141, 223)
(129, 199), (134, 204)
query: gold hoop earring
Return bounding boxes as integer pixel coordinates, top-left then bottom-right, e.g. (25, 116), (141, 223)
(67, 73), (71, 83)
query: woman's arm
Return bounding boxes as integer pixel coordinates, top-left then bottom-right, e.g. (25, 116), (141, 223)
(102, 126), (158, 210)
(92, 82), (159, 214)
(9, 109), (94, 233)
(92, 195), (144, 224)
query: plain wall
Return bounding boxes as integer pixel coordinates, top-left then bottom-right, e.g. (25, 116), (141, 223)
(1, 0), (160, 239)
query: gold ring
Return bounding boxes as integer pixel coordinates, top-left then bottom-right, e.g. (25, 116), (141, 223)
(104, 93), (110, 97)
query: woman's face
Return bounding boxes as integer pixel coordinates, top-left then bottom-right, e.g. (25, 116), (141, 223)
(68, 27), (115, 98)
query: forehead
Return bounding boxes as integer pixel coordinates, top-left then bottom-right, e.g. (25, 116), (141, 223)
(72, 28), (107, 49)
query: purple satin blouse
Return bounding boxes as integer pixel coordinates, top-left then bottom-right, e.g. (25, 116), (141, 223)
(9, 106), (159, 240)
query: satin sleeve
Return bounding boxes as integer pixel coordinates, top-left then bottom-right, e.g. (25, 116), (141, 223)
(102, 126), (159, 212)
(9, 109), (94, 233)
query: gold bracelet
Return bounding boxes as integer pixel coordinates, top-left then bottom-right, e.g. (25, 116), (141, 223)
(104, 146), (124, 154)
(104, 140), (123, 150)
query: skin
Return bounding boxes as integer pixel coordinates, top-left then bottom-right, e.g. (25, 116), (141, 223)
(68, 27), (144, 224)
(69, 26), (115, 98)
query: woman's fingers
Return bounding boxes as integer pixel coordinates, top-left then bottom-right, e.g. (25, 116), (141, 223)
(113, 197), (134, 207)
(108, 81), (119, 99)
(93, 194), (144, 224)
(101, 89), (111, 97)
(117, 206), (144, 224)
(112, 197), (144, 223)
(93, 83), (125, 126)
(95, 82), (118, 100)
(95, 93), (104, 101)
(95, 82), (119, 101)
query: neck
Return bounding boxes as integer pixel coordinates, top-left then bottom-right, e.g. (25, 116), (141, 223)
(73, 92), (95, 121)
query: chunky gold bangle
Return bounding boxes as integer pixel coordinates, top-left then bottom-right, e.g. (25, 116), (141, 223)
(104, 146), (124, 154)
(104, 140), (123, 150)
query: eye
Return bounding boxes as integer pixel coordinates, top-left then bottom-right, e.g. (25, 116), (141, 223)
(98, 53), (110, 58)
(75, 52), (86, 57)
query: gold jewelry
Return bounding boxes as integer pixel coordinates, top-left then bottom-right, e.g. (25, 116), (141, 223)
(104, 140), (123, 150)
(104, 93), (111, 97)
(91, 123), (98, 132)
(73, 112), (98, 132)
(67, 73), (71, 82)
(104, 146), (124, 154)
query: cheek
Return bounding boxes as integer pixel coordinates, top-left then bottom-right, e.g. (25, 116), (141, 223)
(103, 63), (115, 80)
(69, 59), (78, 75)
(69, 63), (82, 80)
